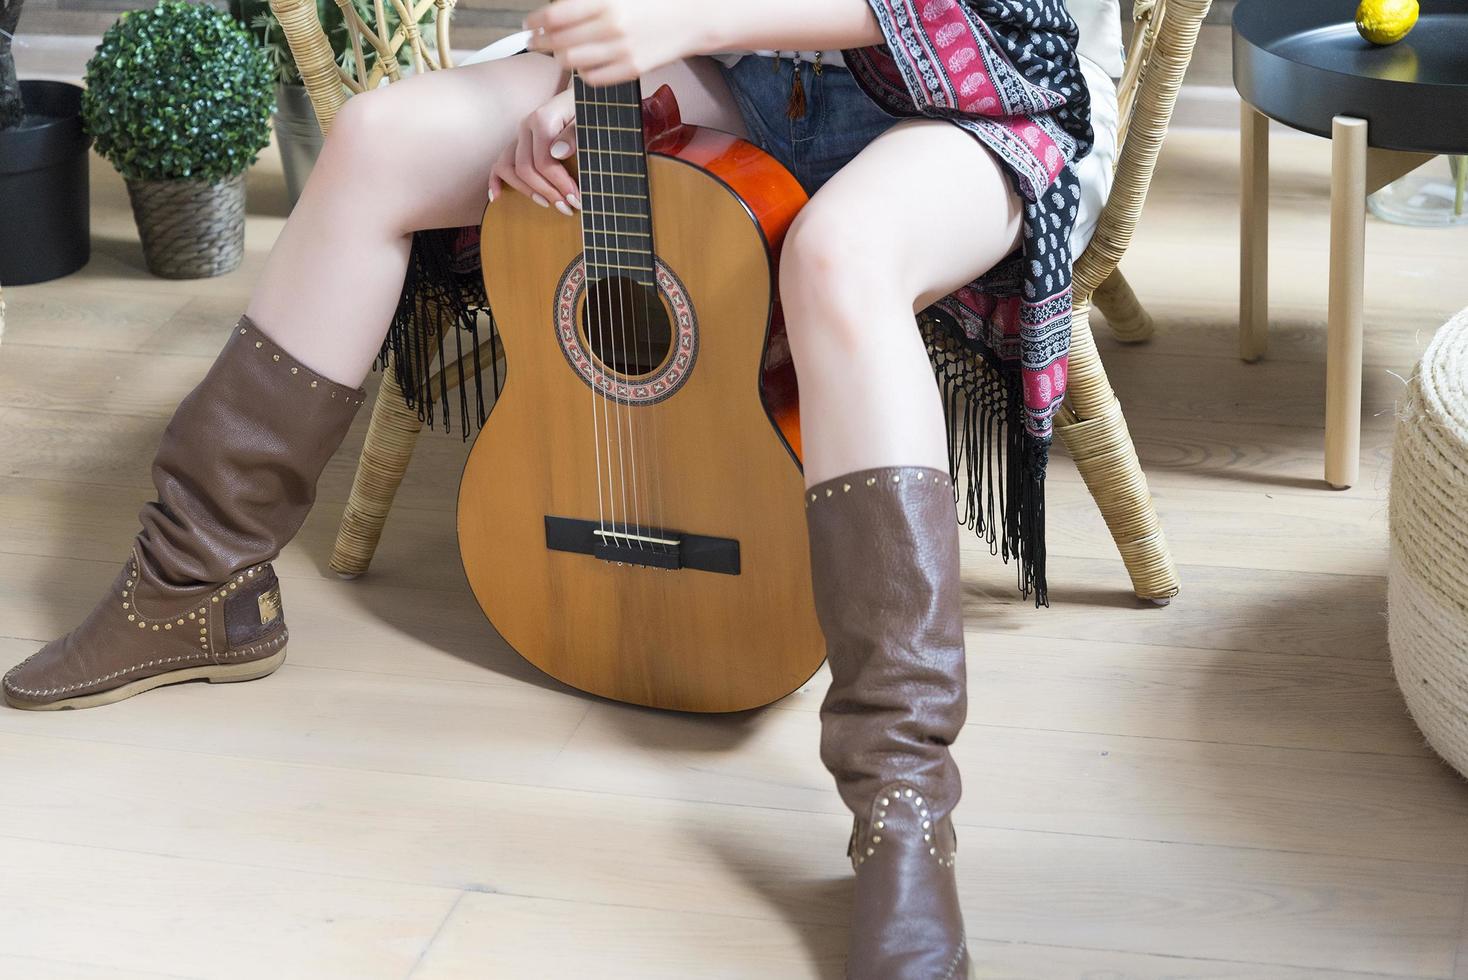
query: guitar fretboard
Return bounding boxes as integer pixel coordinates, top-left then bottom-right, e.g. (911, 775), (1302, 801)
(574, 76), (654, 286)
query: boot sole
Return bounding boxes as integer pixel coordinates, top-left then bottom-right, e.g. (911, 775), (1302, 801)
(3, 647), (287, 711)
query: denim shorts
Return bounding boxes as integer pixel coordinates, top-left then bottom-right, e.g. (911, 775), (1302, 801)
(716, 55), (902, 197)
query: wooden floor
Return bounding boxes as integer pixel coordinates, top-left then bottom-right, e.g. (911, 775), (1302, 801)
(2, 126), (1468, 979)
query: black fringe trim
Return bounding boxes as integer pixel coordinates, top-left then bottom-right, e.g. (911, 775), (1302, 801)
(921, 312), (1050, 608)
(378, 228), (501, 439)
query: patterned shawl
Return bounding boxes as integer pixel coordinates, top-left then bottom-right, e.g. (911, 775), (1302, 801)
(843, 0), (1094, 605)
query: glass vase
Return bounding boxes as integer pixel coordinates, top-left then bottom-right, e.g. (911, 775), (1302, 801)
(1367, 155), (1468, 228)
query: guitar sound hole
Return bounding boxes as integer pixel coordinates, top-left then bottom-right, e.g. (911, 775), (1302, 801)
(580, 275), (674, 380)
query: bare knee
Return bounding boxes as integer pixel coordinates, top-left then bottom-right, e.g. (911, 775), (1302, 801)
(317, 92), (386, 180)
(304, 91), (423, 232)
(779, 205), (915, 361)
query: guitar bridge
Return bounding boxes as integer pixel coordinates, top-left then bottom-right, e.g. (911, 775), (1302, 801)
(544, 516), (740, 575)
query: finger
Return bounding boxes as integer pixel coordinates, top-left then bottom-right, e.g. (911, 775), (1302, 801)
(524, 0), (599, 33)
(579, 58), (642, 88)
(559, 41), (630, 75)
(515, 135), (572, 214)
(532, 126), (581, 205)
(530, 105), (581, 199)
(549, 119), (576, 161)
(530, 17), (608, 54)
(533, 94), (577, 155)
(550, 121), (582, 208)
(494, 160), (536, 203)
(488, 145), (517, 201)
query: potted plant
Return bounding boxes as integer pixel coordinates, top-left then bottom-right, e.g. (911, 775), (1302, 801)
(231, 0), (322, 206)
(0, 0), (94, 285)
(230, 0), (434, 206)
(82, 0), (274, 278)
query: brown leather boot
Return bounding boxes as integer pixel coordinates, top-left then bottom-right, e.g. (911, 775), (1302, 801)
(3, 316), (366, 710)
(804, 466), (974, 980)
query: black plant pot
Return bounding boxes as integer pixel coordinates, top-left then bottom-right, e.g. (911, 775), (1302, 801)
(0, 80), (92, 285)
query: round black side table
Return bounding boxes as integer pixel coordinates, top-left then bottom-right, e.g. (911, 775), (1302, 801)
(1233, 0), (1468, 489)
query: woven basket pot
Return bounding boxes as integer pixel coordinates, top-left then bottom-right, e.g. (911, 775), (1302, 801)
(1389, 305), (1468, 779)
(124, 173), (246, 279)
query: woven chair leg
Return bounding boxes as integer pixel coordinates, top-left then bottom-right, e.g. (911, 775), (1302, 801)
(329, 356), (427, 578)
(1055, 302), (1181, 603)
(1092, 268), (1155, 343)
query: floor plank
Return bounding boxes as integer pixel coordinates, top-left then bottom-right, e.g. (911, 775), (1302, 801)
(0, 835), (461, 979)
(1, 732), (1463, 976)
(0, 956), (197, 980)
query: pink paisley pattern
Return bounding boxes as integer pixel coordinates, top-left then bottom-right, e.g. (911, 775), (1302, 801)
(934, 22), (967, 46)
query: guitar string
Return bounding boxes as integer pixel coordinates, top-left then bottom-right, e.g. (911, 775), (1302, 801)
(599, 80), (634, 549)
(636, 85), (671, 557)
(583, 78), (674, 556)
(611, 79), (644, 550)
(581, 76), (616, 542)
(575, 72), (608, 540)
(630, 78), (663, 553)
(592, 75), (624, 545)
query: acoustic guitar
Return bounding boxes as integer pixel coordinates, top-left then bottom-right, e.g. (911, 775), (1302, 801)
(457, 75), (826, 712)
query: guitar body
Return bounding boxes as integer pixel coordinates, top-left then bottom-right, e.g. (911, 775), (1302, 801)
(458, 87), (824, 712)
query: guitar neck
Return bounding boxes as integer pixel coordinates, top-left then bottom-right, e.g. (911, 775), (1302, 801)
(573, 75), (655, 286)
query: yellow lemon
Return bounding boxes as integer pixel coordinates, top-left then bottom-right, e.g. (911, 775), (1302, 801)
(1356, 0), (1419, 45)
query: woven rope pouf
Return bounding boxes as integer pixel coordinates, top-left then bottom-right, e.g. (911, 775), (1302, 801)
(1390, 305), (1468, 778)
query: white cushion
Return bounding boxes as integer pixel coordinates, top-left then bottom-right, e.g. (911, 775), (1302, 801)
(1069, 0), (1126, 78)
(1069, 53), (1119, 257)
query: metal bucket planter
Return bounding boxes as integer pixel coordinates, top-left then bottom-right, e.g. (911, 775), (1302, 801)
(273, 82), (323, 207)
(0, 80), (92, 285)
(125, 172), (246, 278)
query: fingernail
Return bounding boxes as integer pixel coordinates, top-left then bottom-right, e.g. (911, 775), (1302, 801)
(550, 140), (570, 159)
(487, 187), (495, 202)
(567, 193), (581, 209)
(532, 193), (549, 208)
(555, 200), (573, 216)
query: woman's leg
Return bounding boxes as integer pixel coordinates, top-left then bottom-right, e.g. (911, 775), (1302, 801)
(245, 53), (747, 388)
(785, 118), (1022, 980)
(4, 54), (747, 711)
(781, 117), (1021, 486)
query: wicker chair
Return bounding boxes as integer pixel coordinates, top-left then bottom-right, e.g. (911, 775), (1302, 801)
(271, 0), (1205, 604)
(1056, 0), (1208, 603)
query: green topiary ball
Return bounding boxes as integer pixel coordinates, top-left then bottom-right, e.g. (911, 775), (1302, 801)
(82, 0), (275, 183)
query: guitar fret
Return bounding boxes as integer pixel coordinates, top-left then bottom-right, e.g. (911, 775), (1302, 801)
(585, 242), (653, 254)
(579, 148), (646, 157)
(583, 189), (647, 201)
(583, 207), (650, 220)
(581, 168), (644, 179)
(579, 98), (640, 108)
(587, 229), (651, 239)
(579, 124), (642, 133)
(587, 276), (657, 288)
(587, 260), (654, 274)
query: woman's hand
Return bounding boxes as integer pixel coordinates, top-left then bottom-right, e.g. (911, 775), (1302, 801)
(487, 84), (581, 215)
(524, 0), (715, 87)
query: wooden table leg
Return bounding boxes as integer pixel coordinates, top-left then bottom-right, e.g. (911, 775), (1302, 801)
(1326, 115), (1368, 490)
(1240, 103), (1270, 363)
